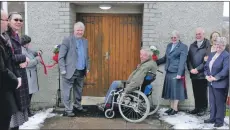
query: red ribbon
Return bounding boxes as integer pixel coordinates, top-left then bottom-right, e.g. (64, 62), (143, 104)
(38, 54), (58, 75)
(180, 76), (186, 89)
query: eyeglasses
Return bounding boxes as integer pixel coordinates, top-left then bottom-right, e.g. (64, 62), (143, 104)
(14, 18), (23, 22)
(0, 19), (8, 21)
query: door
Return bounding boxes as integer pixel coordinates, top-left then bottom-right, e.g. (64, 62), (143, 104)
(76, 14), (142, 96)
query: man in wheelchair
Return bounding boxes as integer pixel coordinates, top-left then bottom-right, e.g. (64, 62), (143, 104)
(97, 48), (158, 111)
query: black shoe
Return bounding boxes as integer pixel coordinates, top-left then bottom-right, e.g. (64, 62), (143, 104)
(63, 111), (75, 117)
(28, 113), (34, 117)
(204, 119), (215, 124)
(214, 123), (223, 127)
(197, 109), (206, 116)
(78, 108), (87, 112)
(74, 107), (87, 113)
(188, 108), (199, 114)
(28, 109), (34, 117)
(164, 108), (173, 114)
(168, 109), (178, 115)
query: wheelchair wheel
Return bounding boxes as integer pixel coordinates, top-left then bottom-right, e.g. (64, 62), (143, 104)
(105, 109), (115, 119)
(148, 95), (160, 115)
(118, 90), (150, 123)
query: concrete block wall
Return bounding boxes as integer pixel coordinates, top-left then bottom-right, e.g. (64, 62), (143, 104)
(57, 2), (71, 37)
(26, 2), (224, 109)
(27, 2), (71, 108)
(142, 2), (223, 109)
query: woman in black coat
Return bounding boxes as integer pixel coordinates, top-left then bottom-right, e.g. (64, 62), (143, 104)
(6, 12), (30, 130)
(0, 33), (21, 130)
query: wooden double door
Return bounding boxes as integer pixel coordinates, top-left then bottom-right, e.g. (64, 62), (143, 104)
(76, 13), (142, 96)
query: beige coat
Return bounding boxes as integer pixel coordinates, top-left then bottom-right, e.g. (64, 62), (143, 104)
(124, 58), (158, 92)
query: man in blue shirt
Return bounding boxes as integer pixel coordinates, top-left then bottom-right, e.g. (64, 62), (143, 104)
(59, 22), (90, 117)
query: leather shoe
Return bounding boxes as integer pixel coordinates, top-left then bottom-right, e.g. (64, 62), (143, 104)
(204, 119), (215, 124)
(168, 109), (178, 115)
(63, 111), (75, 117)
(74, 107), (87, 112)
(197, 109), (206, 116)
(188, 108), (199, 114)
(73, 106), (87, 113)
(78, 108), (87, 112)
(214, 123), (223, 127)
(164, 108), (173, 114)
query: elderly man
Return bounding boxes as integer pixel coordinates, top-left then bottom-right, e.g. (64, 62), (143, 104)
(0, 10), (21, 130)
(98, 48), (158, 109)
(187, 27), (211, 116)
(59, 22), (90, 117)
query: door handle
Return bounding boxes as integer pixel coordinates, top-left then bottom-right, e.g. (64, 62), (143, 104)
(104, 52), (110, 60)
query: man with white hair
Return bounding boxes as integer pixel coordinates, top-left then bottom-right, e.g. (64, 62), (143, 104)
(58, 21), (90, 117)
(98, 48), (158, 110)
(187, 27), (211, 116)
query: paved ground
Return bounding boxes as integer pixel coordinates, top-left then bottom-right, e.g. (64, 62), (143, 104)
(41, 116), (166, 129)
(41, 96), (172, 129)
(41, 106), (171, 129)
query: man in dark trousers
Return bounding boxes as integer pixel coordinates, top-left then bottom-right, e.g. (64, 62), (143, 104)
(187, 27), (211, 116)
(0, 10), (21, 130)
(59, 22), (90, 117)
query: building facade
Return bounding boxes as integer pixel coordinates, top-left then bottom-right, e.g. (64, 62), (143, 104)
(2, 2), (225, 109)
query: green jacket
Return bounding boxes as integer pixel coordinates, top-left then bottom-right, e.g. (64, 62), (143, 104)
(124, 58), (158, 92)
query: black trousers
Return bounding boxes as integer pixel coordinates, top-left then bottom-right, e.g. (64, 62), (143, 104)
(191, 79), (208, 110)
(0, 114), (11, 130)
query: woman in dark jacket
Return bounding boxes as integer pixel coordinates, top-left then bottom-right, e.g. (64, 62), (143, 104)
(6, 12), (30, 130)
(0, 33), (21, 130)
(157, 30), (188, 115)
(204, 37), (229, 128)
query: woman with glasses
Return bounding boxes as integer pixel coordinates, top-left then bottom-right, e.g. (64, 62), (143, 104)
(6, 12), (30, 130)
(156, 30), (188, 115)
(204, 37), (229, 128)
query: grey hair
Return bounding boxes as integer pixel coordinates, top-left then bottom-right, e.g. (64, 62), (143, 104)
(74, 21), (85, 30)
(196, 27), (205, 34)
(216, 37), (227, 46)
(172, 30), (180, 39)
(141, 48), (153, 58)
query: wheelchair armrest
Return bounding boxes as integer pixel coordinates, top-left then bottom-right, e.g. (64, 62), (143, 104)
(120, 80), (130, 87)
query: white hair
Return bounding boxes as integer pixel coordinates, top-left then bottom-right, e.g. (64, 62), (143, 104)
(141, 48), (153, 58)
(74, 22), (85, 30)
(196, 27), (205, 34)
(172, 30), (180, 39)
(216, 37), (227, 46)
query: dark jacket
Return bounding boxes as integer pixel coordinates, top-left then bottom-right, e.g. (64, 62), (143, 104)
(187, 38), (211, 79)
(204, 51), (229, 89)
(0, 34), (18, 116)
(6, 27), (30, 111)
(157, 41), (188, 76)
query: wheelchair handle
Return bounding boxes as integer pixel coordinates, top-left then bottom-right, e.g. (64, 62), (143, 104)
(157, 70), (163, 74)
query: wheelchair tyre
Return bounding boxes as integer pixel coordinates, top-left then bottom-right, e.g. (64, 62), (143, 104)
(148, 95), (160, 115)
(105, 109), (115, 119)
(118, 90), (150, 123)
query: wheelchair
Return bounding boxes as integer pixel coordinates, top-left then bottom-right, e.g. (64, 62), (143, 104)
(100, 70), (161, 123)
